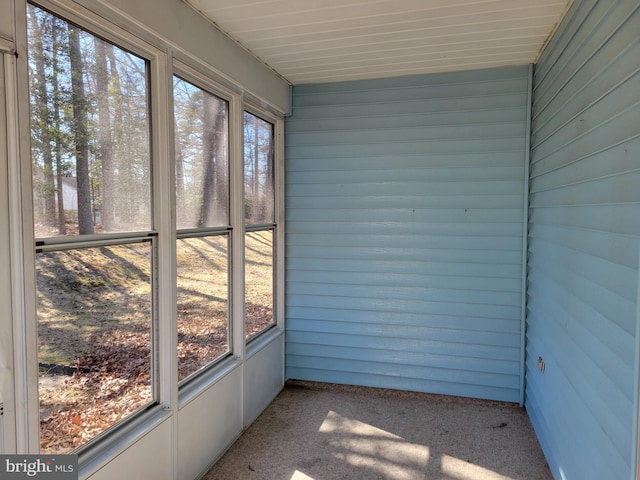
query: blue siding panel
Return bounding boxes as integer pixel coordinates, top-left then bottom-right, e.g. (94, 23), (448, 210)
(285, 367), (520, 403)
(287, 94), (529, 121)
(287, 152), (525, 171)
(287, 107), (528, 133)
(530, 136), (640, 191)
(286, 307), (521, 333)
(285, 65), (529, 402)
(526, 1), (640, 479)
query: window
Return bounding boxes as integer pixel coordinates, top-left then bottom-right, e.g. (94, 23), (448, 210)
(23, 0), (284, 462)
(243, 111), (276, 339)
(27, 4), (155, 453)
(173, 75), (231, 382)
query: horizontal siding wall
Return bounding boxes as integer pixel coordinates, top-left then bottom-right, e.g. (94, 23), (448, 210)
(526, 0), (640, 479)
(285, 66), (530, 402)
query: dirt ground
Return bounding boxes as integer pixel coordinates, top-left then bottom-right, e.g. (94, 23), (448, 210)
(37, 230), (274, 454)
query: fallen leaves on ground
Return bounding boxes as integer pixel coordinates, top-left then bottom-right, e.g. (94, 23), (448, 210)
(40, 328), (152, 454)
(40, 308), (273, 454)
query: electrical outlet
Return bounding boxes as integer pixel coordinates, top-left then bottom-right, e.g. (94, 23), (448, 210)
(0, 403), (4, 416)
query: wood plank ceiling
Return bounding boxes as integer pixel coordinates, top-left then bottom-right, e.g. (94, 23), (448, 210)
(184, 0), (572, 85)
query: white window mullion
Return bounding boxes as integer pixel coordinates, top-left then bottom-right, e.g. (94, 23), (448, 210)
(151, 48), (176, 410)
(151, 46), (178, 479)
(231, 93), (246, 361)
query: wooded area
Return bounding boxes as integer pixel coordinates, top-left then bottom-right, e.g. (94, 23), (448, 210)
(28, 3), (276, 455)
(28, 4), (150, 238)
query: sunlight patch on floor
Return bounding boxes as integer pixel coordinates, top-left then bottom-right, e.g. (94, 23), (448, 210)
(290, 471), (315, 480)
(442, 454), (512, 480)
(320, 410), (430, 479)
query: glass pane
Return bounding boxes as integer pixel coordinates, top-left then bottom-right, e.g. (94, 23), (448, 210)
(28, 5), (151, 238)
(174, 76), (229, 229)
(177, 235), (229, 382)
(245, 230), (274, 339)
(36, 243), (153, 453)
(243, 112), (274, 224)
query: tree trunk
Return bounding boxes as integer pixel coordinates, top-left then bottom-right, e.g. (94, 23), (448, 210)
(29, 8), (56, 228)
(105, 46), (126, 225)
(214, 103), (228, 223)
(199, 94), (217, 227)
(68, 25), (94, 235)
(51, 20), (66, 235)
(253, 114), (260, 220)
(175, 131), (185, 219)
(266, 122), (274, 221)
(95, 39), (115, 231)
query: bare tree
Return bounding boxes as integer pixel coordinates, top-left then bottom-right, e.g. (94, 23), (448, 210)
(51, 19), (67, 235)
(266, 122), (274, 221)
(68, 25), (93, 234)
(253, 114), (260, 212)
(29, 7), (56, 228)
(214, 103), (228, 222)
(173, 80), (193, 221)
(95, 38), (115, 231)
(199, 95), (226, 226)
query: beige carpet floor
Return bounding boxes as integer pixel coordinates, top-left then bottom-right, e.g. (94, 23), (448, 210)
(204, 380), (552, 480)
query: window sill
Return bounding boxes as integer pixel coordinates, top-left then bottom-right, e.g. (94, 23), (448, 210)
(79, 403), (170, 478)
(178, 354), (242, 409)
(246, 326), (284, 360)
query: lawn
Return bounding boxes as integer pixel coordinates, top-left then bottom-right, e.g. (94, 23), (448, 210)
(36, 231), (273, 453)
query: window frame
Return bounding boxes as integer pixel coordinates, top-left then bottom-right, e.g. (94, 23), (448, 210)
(172, 67), (234, 231)
(242, 104), (284, 345)
(172, 61), (241, 389)
(22, 0), (174, 463)
(14, 0), (286, 470)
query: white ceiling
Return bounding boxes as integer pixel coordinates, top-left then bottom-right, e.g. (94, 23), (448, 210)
(184, 0), (571, 85)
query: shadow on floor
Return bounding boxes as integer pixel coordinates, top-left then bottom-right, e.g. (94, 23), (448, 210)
(204, 380), (551, 480)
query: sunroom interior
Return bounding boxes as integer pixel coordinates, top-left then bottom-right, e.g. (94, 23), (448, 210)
(0, 0), (638, 479)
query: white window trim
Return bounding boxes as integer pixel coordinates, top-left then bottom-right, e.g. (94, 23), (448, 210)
(17, 0), (176, 469)
(242, 103), (285, 344)
(11, 0), (286, 475)
(172, 59), (245, 392)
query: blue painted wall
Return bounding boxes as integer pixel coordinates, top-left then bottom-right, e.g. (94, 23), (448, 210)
(526, 0), (640, 479)
(285, 65), (530, 402)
